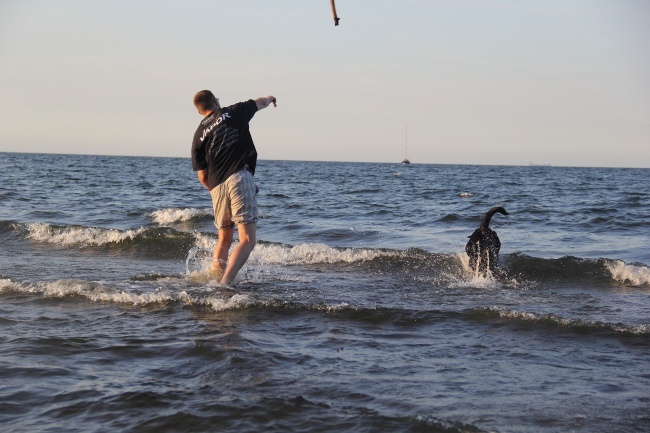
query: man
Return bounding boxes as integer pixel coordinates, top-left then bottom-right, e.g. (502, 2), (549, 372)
(191, 90), (277, 285)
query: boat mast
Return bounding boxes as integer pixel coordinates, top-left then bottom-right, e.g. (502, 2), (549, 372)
(401, 123), (410, 164)
(404, 123), (408, 159)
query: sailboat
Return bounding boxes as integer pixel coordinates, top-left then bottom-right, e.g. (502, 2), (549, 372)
(401, 123), (411, 164)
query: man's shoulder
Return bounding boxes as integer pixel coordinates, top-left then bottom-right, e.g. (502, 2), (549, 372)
(226, 100), (257, 117)
(227, 99), (256, 109)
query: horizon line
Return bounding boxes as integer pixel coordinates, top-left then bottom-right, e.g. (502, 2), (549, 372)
(0, 150), (647, 170)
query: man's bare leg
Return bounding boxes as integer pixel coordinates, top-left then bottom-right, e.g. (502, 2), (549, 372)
(212, 227), (234, 277)
(221, 223), (256, 285)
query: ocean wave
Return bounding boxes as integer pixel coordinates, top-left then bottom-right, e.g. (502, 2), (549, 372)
(0, 278), (165, 303)
(3, 277), (648, 340)
(297, 303), (649, 338)
(0, 278), (253, 311)
(20, 222), (197, 258)
(185, 241), (397, 278)
(149, 207), (212, 225)
(439, 213), (462, 222)
(605, 260), (650, 286)
(502, 254), (650, 287)
(251, 242), (393, 265)
(186, 241), (649, 289)
(10, 219), (649, 288)
(23, 222), (190, 246)
(25, 222), (147, 246)
(473, 306), (650, 337)
(0, 277), (366, 316)
(18, 222), (395, 267)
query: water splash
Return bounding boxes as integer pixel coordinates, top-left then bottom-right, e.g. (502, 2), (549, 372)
(606, 260), (650, 286)
(25, 222), (145, 246)
(149, 207), (212, 225)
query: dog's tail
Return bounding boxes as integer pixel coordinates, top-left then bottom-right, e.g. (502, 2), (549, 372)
(480, 206), (508, 229)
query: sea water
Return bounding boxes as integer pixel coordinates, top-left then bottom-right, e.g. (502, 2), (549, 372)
(1, 153), (648, 432)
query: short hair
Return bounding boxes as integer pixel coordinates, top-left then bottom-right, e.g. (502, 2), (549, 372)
(193, 90), (216, 111)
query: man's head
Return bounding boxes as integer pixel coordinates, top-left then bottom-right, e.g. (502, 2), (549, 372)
(194, 90), (220, 116)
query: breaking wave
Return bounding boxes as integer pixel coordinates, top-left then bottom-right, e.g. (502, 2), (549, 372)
(2, 277), (647, 340)
(7, 220), (649, 288)
(149, 207), (212, 225)
(0, 278), (253, 312)
(20, 222), (196, 259)
(185, 241), (398, 277)
(472, 306), (650, 337)
(25, 222), (147, 246)
(606, 260), (650, 286)
(251, 242), (393, 265)
(503, 254), (649, 287)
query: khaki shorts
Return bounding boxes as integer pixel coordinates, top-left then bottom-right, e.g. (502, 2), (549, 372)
(210, 169), (259, 230)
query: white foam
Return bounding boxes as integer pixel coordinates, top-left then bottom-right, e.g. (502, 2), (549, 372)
(0, 278), (251, 310)
(26, 223), (145, 247)
(192, 233), (217, 250)
(250, 242), (390, 265)
(488, 307), (568, 324)
(449, 276), (500, 289)
(0, 279), (17, 292)
(1, 279), (173, 304)
(92, 289), (177, 305)
(487, 306), (650, 335)
(149, 208), (211, 225)
(606, 261), (650, 287)
(450, 252), (503, 288)
(187, 241), (391, 269)
(204, 293), (253, 311)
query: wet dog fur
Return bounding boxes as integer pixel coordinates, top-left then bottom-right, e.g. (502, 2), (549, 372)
(465, 207), (508, 277)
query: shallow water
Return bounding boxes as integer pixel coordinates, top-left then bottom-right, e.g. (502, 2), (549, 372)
(1, 153), (649, 432)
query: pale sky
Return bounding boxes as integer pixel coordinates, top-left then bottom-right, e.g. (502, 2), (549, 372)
(1, 0), (649, 167)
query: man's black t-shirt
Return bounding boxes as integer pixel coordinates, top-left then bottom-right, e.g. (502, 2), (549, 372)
(191, 99), (258, 189)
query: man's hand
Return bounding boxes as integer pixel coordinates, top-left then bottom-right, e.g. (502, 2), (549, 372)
(197, 170), (211, 191)
(255, 96), (277, 110)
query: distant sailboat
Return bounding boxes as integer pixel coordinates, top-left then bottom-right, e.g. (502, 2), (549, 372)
(401, 123), (410, 164)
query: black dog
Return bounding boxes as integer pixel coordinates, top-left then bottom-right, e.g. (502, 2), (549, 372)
(465, 207), (508, 277)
